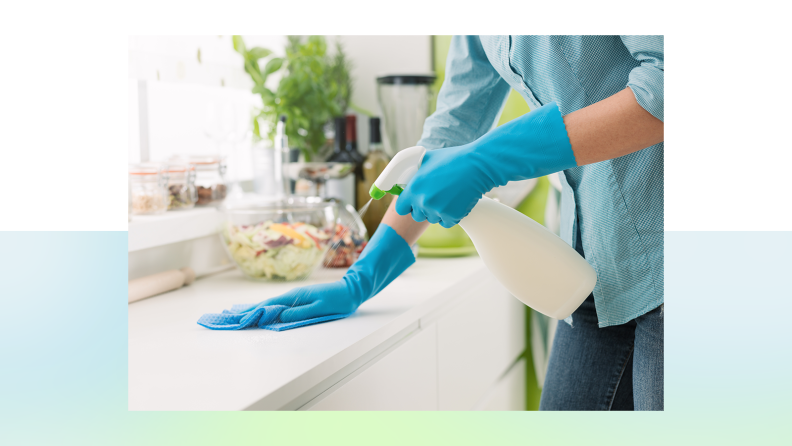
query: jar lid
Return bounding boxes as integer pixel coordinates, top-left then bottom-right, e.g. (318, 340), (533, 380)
(188, 155), (222, 165)
(166, 164), (195, 173)
(129, 163), (165, 175)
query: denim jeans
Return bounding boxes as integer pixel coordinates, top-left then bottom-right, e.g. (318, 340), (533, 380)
(539, 294), (664, 410)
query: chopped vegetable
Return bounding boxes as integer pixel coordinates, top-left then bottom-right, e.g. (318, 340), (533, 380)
(223, 220), (331, 281)
(324, 223), (367, 268)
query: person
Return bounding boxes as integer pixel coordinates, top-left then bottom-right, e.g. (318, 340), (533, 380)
(263, 36), (664, 411)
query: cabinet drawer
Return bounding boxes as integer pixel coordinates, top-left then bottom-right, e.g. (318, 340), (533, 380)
(304, 325), (438, 411)
(436, 277), (525, 410)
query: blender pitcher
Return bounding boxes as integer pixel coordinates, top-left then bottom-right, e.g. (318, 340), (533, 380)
(376, 74), (436, 157)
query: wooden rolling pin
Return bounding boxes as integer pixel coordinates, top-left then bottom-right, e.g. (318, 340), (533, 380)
(128, 267), (196, 304)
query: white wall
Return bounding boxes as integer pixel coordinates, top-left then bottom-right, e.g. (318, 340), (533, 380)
(128, 35), (286, 90)
(128, 35), (283, 182)
(128, 35), (432, 173)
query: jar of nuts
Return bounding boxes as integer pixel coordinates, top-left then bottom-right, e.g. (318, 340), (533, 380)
(189, 156), (227, 207)
(129, 163), (169, 215)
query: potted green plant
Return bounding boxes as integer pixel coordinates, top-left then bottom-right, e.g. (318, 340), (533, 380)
(233, 35), (352, 161)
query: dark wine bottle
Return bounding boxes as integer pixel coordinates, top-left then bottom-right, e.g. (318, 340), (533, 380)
(327, 117), (354, 163)
(344, 115), (365, 165)
(345, 115), (365, 207)
(326, 117), (358, 206)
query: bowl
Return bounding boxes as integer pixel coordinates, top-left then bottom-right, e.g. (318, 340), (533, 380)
(276, 196), (369, 268)
(322, 198), (369, 268)
(221, 198), (338, 281)
(416, 224), (477, 257)
(284, 162), (355, 181)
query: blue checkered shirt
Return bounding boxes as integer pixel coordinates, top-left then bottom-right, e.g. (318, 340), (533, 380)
(417, 36), (664, 327)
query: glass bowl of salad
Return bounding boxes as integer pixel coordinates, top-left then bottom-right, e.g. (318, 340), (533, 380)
(271, 196), (369, 269)
(221, 199), (338, 281)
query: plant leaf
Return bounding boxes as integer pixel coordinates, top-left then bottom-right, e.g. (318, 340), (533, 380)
(264, 57), (283, 76)
(252, 117), (261, 139)
(244, 60), (264, 85)
(247, 47), (272, 61)
(232, 35), (246, 54)
(253, 85), (275, 103)
(286, 36), (302, 55)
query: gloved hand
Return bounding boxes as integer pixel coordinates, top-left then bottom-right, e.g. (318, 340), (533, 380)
(395, 102), (577, 228)
(197, 223), (415, 331)
(263, 223), (415, 322)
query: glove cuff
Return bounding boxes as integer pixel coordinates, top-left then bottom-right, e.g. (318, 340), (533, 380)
(343, 223), (415, 304)
(474, 101), (577, 187)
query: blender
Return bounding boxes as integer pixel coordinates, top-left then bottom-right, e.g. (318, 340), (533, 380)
(376, 74), (436, 157)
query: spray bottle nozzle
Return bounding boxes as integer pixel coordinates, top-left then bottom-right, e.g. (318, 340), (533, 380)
(370, 185), (386, 200)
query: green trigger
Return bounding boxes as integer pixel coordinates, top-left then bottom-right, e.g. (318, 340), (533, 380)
(370, 184), (404, 200)
(387, 185), (404, 196)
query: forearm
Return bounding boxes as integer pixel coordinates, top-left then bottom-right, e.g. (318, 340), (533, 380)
(381, 197), (429, 245)
(563, 87), (664, 166)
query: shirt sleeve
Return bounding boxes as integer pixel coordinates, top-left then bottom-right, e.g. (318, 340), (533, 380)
(417, 35), (511, 149)
(620, 35), (664, 123)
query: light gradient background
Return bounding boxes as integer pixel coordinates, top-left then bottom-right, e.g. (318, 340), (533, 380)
(0, 0), (788, 442)
(1, 231), (789, 445)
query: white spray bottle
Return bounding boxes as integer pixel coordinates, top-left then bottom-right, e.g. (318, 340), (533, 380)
(369, 146), (597, 320)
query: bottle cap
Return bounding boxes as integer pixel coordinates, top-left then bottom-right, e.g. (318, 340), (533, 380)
(369, 117), (382, 144)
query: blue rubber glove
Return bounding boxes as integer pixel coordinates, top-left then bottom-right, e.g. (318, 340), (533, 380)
(198, 223), (415, 331)
(395, 102), (577, 228)
(262, 223), (415, 322)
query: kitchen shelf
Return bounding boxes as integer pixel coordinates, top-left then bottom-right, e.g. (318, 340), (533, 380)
(128, 207), (221, 252)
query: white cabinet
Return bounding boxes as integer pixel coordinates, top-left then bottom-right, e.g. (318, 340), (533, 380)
(303, 325), (438, 411)
(299, 274), (526, 411)
(476, 358), (526, 411)
(436, 281), (526, 410)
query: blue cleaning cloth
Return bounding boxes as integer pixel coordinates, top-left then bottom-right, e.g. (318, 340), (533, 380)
(197, 303), (353, 332)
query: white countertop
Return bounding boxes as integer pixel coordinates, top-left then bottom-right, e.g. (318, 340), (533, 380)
(128, 255), (490, 411)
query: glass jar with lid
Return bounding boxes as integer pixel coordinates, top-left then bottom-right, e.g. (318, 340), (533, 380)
(164, 160), (197, 211)
(189, 156), (227, 207)
(129, 163), (168, 215)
